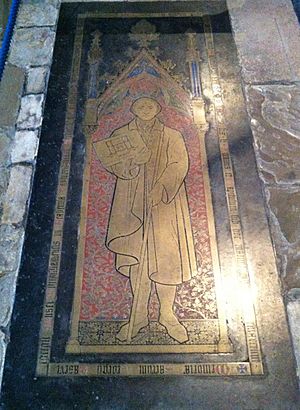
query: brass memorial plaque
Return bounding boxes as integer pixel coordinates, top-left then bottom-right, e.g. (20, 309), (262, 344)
(35, 9), (263, 378)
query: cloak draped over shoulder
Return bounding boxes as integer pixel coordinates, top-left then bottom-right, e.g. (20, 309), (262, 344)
(94, 119), (198, 285)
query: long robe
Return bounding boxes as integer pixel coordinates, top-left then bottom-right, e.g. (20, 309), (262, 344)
(94, 119), (198, 285)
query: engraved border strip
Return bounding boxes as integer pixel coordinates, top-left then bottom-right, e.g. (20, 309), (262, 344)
(203, 16), (263, 376)
(36, 16), (85, 376)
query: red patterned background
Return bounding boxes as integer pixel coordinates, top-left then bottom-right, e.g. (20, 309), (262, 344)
(80, 59), (218, 322)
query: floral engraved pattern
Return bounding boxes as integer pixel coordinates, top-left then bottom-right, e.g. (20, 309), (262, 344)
(79, 320), (219, 346)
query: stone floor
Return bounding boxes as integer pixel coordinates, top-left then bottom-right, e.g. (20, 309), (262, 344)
(0, 1), (300, 409)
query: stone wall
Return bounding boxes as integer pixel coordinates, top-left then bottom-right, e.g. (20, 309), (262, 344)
(0, 0), (299, 390)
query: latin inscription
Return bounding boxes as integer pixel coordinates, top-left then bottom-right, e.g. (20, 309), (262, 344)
(56, 364), (79, 375)
(97, 364), (121, 376)
(139, 365), (165, 375)
(48, 240), (60, 288)
(38, 337), (51, 364)
(44, 302), (55, 318)
(245, 323), (261, 362)
(183, 364), (230, 375)
(47, 362), (252, 377)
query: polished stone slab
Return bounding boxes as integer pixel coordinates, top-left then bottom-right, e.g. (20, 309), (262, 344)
(0, 3), (299, 408)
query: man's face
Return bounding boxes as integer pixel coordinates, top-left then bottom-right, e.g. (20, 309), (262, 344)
(132, 98), (160, 121)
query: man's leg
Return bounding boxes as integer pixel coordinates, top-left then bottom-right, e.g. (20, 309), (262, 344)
(156, 283), (189, 343)
(116, 263), (152, 341)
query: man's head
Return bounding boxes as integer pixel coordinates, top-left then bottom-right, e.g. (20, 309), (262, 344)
(131, 97), (161, 121)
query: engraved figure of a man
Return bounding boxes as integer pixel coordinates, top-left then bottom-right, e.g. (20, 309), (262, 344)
(94, 97), (197, 343)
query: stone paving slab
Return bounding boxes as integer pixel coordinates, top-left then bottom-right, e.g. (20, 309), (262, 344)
(11, 130), (39, 164)
(0, 225), (24, 275)
(227, 0), (300, 83)
(243, 84), (300, 292)
(26, 67), (49, 95)
(0, 330), (6, 394)
(245, 84), (300, 186)
(2, 165), (33, 225)
(0, 272), (19, 328)
(17, 94), (44, 129)
(265, 186), (300, 290)
(0, 64), (25, 127)
(16, 0), (60, 28)
(9, 27), (56, 68)
(287, 289), (300, 382)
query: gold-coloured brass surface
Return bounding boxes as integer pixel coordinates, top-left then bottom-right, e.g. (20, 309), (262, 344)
(37, 11), (263, 378)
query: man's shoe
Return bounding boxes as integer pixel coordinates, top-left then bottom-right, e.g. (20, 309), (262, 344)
(116, 318), (149, 342)
(159, 313), (189, 343)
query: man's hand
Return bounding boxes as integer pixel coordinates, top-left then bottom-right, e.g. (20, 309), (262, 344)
(135, 146), (151, 165)
(149, 182), (164, 206)
(112, 159), (140, 179)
